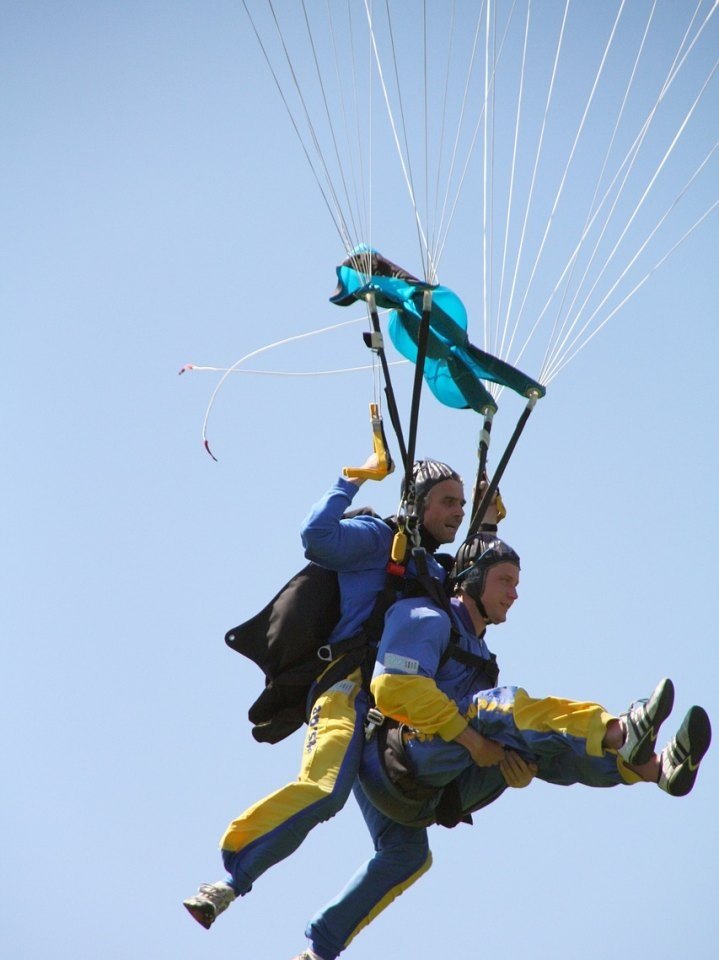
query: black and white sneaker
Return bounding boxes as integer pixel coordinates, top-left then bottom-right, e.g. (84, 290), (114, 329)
(183, 881), (236, 929)
(658, 705), (711, 797)
(619, 678), (675, 766)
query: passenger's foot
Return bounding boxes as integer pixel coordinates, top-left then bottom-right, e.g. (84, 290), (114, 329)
(182, 880), (236, 929)
(658, 705), (711, 797)
(619, 677), (674, 766)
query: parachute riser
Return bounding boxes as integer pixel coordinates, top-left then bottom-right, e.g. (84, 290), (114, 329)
(389, 289), (434, 563)
(402, 288), (434, 502)
(363, 292), (408, 470)
(470, 407), (495, 523)
(468, 391), (542, 536)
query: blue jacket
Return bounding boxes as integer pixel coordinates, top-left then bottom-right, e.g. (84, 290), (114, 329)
(371, 596), (497, 741)
(301, 477), (448, 646)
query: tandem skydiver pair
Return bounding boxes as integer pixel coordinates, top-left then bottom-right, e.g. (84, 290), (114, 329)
(183, 457), (711, 960)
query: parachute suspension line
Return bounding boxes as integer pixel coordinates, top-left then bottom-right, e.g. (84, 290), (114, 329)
(362, 0), (433, 280)
(496, 0), (570, 390)
(358, 0), (375, 254)
(434, 0), (513, 275)
(492, 0), (531, 370)
(423, 0), (429, 272)
(433, 1), (488, 272)
(487, 0), (519, 344)
(428, 0), (457, 267)
(241, 0), (354, 254)
(536, 0), (660, 384)
(301, 0), (367, 250)
(468, 391), (541, 537)
(488, 9), (499, 361)
(382, 0), (432, 280)
(391, 0), (435, 282)
(504, 0), (628, 373)
(537, 0), (716, 383)
(542, 145), (719, 385)
(507, 0), (718, 386)
(481, 0), (493, 357)
(198, 315), (366, 460)
(512, 0), (718, 384)
(543, 195), (719, 384)
(350, 0), (374, 254)
(274, 0), (357, 253)
(541, 58), (719, 384)
(324, 0), (369, 249)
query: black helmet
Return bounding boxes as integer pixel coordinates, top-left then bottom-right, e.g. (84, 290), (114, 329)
(452, 535), (520, 618)
(410, 459), (462, 513)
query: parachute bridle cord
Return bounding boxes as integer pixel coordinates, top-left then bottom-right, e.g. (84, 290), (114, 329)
(185, 314), (367, 460)
(178, 360), (408, 377)
(468, 388), (542, 537)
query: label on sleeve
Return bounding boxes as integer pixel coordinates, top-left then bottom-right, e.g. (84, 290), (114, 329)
(384, 653), (420, 674)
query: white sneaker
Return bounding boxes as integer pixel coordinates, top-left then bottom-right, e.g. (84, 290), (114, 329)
(658, 705), (711, 797)
(183, 880), (236, 929)
(618, 678), (674, 766)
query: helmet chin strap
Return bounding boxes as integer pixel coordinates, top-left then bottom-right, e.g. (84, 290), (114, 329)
(476, 594), (490, 621)
(464, 580), (491, 622)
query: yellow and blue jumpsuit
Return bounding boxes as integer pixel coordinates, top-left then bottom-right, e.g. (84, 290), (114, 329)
(303, 596), (641, 960)
(220, 478), (445, 902)
(370, 597), (639, 799)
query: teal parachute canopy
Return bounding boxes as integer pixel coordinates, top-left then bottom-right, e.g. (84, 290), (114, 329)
(331, 246), (545, 414)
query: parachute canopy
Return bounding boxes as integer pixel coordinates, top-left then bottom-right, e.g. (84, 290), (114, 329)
(241, 1), (718, 392)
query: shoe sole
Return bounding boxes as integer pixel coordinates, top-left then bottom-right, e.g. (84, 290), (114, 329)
(183, 900), (215, 930)
(627, 678), (675, 766)
(665, 705), (712, 797)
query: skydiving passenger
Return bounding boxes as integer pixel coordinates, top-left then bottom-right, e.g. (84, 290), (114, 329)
(183, 456), (509, 930)
(288, 536), (711, 960)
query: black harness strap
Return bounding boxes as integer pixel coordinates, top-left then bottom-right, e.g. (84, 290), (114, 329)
(377, 720), (476, 829)
(439, 645), (500, 688)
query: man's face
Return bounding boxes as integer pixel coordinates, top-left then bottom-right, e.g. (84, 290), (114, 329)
(480, 562), (519, 623)
(421, 479), (465, 544)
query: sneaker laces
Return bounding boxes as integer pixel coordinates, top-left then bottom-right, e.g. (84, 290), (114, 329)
(619, 698), (649, 753)
(196, 882), (235, 907)
(660, 730), (689, 775)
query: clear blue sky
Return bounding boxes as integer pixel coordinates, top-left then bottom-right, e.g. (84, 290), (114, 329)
(3, 3), (718, 959)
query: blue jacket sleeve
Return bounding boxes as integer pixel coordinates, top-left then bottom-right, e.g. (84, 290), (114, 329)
(301, 476), (392, 571)
(371, 599), (469, 741)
